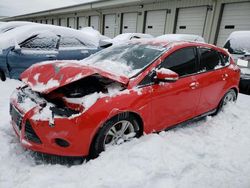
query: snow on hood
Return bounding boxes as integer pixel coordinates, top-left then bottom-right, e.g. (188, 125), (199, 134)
(225, 31), (250, 52)
(20, 60), (130, 94)
(156, 34), (205, 42)
(0, 24), (99, 52)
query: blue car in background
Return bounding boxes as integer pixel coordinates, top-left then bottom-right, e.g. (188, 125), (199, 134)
(0, 24), (101, 81)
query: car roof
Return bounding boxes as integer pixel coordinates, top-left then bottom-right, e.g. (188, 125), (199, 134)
(156, 34), (205, 42)
(0, 21), (36, 33)
(0, 24), (100, 50)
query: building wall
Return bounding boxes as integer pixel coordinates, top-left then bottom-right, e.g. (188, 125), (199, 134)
(5, 0), (250, 45)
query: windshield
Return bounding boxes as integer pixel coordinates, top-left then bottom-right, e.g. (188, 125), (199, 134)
(81, 43), (166, 77)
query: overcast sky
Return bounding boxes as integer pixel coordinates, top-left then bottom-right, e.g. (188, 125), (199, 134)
(0, 0), (96, 17)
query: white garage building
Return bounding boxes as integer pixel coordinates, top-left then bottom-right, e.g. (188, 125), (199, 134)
(2, 0), (250, 46)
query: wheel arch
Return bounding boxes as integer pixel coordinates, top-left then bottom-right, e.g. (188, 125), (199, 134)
(88, 111), (144, 158)
(0, 68), (6, 81)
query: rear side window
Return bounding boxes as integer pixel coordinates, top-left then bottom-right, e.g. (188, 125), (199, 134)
(59, 37), (86, 48)
(160, 47), (197, 77)
(198, 48), (222, 71)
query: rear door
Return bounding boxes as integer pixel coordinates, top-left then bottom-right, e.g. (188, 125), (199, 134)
(57, 36), (97, 60)
(7, 34), (59, 79)
(150, 47), (201, 130)
(195, 47), (228, 114)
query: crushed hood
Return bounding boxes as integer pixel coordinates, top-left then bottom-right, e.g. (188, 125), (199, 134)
(21, 60), (130, 94)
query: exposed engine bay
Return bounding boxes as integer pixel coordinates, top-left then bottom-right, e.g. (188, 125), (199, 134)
(16, 74), (124, 119)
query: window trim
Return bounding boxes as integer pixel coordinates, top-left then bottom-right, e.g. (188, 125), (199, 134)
(138, 46), (231, 88)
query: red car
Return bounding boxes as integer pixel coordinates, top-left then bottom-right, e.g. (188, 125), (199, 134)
(10, 40), (240, 158)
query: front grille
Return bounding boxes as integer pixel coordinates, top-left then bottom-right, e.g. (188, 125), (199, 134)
(25, 120), (42, 144)
(10, 104), (23, 130)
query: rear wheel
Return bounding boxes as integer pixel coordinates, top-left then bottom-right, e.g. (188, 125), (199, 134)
(0, 70), (6, 81)
(217, 89), (237, 113)
(90, 113), (141, 158)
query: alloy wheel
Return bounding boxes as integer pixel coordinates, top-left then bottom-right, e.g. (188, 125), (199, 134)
(103, 120), (136, 149)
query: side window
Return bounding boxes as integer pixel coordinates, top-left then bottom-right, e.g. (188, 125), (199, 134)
(59, 37), (86, 49)
(20, 35), (59, 50)
(160, 47), (197, 77)
(198, 48), (222, 71)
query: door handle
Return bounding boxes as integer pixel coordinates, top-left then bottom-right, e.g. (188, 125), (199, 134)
(222, 73), (228, 80)
(189, 82), (199, 89)
(81, 50), (89, 54)
(46, 54), (56, 58)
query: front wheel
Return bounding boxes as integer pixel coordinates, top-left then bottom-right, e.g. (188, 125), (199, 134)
(90, 113), (141, 158)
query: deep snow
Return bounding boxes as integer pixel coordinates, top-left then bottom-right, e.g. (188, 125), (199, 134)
(0, 79), (250, 188)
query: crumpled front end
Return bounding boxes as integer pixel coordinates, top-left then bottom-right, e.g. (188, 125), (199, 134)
(10, 73), (126, 156)
(9, 86), (92, 156)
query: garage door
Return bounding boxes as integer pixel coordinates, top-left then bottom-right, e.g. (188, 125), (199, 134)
(175, 6), (208, 36)
(122, 12), (137, 33)
(90, 16), (100, 31)
(216, 2), (250, 47)
(68, 17), (76, 28)
(145, 10), (167, 36)
(46, 19), (52, 25)
(52, 19), (58, 26)
(60, 18), (67, 27)
(104, 14), (116, 38)
(78, 16), (87, 29)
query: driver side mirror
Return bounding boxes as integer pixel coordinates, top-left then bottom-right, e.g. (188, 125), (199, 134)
(13, 45), (22, 54)
(155, 68), (179, 82)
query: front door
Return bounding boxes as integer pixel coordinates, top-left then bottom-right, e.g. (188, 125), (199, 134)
(150, 47), (201, 131)
(7, 34), (59, 79)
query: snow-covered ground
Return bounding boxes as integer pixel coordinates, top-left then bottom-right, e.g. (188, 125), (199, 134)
(0, 79), (250, 188)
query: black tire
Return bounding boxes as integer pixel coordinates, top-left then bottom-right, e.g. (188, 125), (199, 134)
(0, 70), (6, 81)
(90, 113), (141, 158)
(216, 89), (237, 114)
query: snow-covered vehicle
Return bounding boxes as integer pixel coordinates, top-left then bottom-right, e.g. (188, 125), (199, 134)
(0, 24), (101, 81)
(102, 33), (153, 47)
(10, 40), (240, 159)
(156, 34), (205, 42)
(223, 31), (250, 94)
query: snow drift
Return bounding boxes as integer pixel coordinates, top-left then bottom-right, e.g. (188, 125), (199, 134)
(0, 79), (250, 188)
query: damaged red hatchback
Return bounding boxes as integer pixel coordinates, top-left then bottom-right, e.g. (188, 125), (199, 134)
(10, 40), (240, 158)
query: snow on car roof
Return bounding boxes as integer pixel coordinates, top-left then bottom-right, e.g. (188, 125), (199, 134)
(156, 34), (205, 42)
(224, 31), (250, 52)
(0, 24), (100, 52)
(80, 27), (110, 41)
(103, 33), (154, 44)
(0, 21), (36, 33)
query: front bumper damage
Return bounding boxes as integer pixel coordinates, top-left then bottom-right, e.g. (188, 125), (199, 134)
(9, 87), (95, 157)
